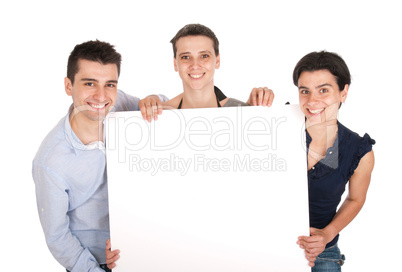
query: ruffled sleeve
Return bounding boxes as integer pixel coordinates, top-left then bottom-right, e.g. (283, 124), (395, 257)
(347, 133), (375, 180)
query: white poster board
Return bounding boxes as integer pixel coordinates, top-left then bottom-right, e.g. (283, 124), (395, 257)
(106, 105), (310, 272)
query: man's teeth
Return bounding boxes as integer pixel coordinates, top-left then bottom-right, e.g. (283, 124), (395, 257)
(189, 74), (203, 79)
(90, 103), (106, 109)
(309, 108), (324, 114)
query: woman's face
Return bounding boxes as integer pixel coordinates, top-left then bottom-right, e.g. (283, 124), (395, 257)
(173, 35), (220, 92)
(298, 69), (348, 125)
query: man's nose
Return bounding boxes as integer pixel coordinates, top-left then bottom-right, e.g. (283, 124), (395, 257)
(93, 86), (106, 101)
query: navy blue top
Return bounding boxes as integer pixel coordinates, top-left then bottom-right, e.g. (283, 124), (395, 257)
(306, 122), (375, 248)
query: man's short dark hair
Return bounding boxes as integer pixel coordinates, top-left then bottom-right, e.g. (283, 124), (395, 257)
(292, 51), (351, 91)
(67, 40), (122, 84)
(170, 24), (219, 58)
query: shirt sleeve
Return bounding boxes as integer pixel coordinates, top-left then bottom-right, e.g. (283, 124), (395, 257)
(115, 90), (169, 112)
(32, 164), (104, 272)
(115, 90), (140, 111)
(347, 133), (376, 180)
(157, 94), (169, 102)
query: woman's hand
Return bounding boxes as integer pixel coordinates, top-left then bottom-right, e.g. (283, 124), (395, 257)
(297, 227), (333, 267)
(246, 87), (274, 107)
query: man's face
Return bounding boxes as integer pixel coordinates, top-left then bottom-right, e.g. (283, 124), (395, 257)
(174, 35), (220, 91)
(65, 59), (118, 124)
(298, 69), (348, 125)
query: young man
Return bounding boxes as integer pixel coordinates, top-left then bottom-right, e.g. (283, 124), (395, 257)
(32, 40), (165, 272)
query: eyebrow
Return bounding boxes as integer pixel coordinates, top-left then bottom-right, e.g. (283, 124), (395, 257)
(81, 78), (98, 82)
(316, 83), (332, 88)
(178, 50), (213, 57)
(80, 78), (118, 84)
(298, 83), (332, 90)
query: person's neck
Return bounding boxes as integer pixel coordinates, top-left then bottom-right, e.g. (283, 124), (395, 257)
(69, 111), (104, 145)
(307, 120), (338, 168)
(308, 120), (338, 145)
(181, 83), (216, 109)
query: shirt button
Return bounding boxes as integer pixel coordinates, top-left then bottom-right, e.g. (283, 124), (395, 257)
(329, 151), (333, 154)
(312, 166), (315, 170)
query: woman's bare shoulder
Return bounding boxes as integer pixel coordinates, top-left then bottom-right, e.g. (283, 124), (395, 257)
(162, 93), (183, 110)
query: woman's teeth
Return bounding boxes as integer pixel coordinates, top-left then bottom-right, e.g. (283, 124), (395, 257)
(189, 74), (203, 79)
(309, 108), (324, 114)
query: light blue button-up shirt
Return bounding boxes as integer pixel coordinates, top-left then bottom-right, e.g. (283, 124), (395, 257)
(32, 90), (154, 271)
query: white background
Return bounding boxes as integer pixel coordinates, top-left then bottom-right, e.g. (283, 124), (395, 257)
(106, 107), (309, 272)
(1, 0), (400, 271)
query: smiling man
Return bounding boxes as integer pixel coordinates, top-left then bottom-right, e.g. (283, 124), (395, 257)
(65, 58), (120, 145)
(32, 40), (165, 272)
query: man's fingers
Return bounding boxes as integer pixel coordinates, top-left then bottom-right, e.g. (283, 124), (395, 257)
(142, 103), (154, 122)
(105, 238), (111, 250)
(138, 95), (165, 122)
(139, 102), (148, 121)
(157, 100), (163, 115)
(151, 104), (159, 121)
(147, 102), (163, 121)
(106, 249), (120, 264)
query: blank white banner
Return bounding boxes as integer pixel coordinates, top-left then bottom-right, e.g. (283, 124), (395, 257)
(106, 105), (310, 272)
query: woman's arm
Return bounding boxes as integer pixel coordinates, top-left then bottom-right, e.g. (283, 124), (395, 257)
(298, 149), (375, 263)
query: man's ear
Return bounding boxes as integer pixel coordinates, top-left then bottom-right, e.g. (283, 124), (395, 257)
(173, 57), (178, 72)
(64, 77), (73, 96)
(215, 54), (220, 69)
(341, 84), (349, 103)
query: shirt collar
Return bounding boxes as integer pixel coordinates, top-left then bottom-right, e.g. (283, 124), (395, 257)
(64, 105), (105, 154)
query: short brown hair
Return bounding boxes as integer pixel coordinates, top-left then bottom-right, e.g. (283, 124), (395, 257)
(67, 40), (121, 84)
(170, 24), (219, 58)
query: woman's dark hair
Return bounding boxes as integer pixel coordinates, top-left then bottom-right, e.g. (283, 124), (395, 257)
(292, 51), (351, 91)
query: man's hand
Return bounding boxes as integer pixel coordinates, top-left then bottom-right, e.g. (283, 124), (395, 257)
(246, 87), (274, 107)
(105, 238), (120, 270)
(139, 95), (164, 122)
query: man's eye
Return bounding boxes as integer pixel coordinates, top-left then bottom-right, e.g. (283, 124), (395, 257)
(181, 56), (190, 60)
(320, 88), (328, 93)
(300, 90), (309, 94)
(107, 84), (116, 88)
(85, 82), (94, 87)
(201, 54), (209, 58)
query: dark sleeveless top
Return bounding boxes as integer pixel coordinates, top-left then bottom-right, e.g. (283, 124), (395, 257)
(306, 122), (375, 248)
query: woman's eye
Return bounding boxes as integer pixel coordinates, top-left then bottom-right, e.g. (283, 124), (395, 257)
(300, 90), (309, 94)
